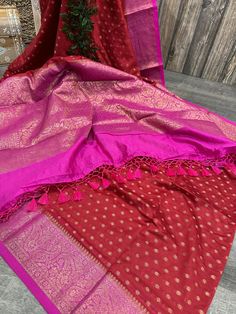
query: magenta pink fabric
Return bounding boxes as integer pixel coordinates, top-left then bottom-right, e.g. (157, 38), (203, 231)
(124, 0), (165, 85)
(0, 56), (236, 216)
(0, 207), (144, 313)
(0, 242), (61, 314)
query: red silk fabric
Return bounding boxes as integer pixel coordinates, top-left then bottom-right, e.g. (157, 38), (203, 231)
(43, 164), (236, 314)
(4, 0), (139, 78)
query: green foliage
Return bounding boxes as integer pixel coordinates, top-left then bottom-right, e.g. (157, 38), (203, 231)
(61, 0), (98, 60)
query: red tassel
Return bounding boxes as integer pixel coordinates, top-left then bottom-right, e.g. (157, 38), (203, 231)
(102, 178), (111, 189)
(166, 168), (176, 177)
(26, 199), (38, 212)
(38, 193), (49, 205)
(58, 191), (70, 203)
(177, 167), (187, 176)
(188, 169), (199, 177)
(73, 190), (82, 201)
(134, 168), (142, 179)
(211, 166), (222, 175)
(88, 181), (100, 190)
(201, 168), (211, 177)
(127, 169), (135, 180)
(150, 164), (158, 173)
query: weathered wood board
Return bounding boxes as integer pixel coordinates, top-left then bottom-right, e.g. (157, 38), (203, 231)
(183, 0), (229, 77)
(158, 0), (236, 85)
(158, 0), (182, 64)
(166, 1), (203, 72)
(202, 0), (236, 84)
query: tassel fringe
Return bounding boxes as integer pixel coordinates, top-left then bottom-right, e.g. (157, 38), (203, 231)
(26, 199), (38, 212)
(58, 191), (70, 203)
(1, 154), (235, 221)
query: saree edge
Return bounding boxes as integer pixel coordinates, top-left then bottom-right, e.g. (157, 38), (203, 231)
(0, 241), (61, 314)
(151, 0), (165, 86)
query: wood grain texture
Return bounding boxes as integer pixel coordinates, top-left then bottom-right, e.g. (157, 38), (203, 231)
(166, 0), (202, 72)
(157, 0), (162, 10)
(183, 0), (229, 77)
(158, 0), (182, 65)
(165, 70), (236, 121)
(221, 42), (236, 85)
(202, 0), (236, 82)
(159, 0), (236, 84)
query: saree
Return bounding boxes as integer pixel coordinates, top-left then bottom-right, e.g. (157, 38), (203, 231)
(0, 1), (236, 314)
(4, 0), (164, 84)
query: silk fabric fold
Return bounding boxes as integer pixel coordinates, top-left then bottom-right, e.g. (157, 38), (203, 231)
(0, 56), (236, 217)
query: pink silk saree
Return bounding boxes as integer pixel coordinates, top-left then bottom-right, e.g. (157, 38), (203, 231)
(0, 2), (236, 314)
(0, 55), (236, 314)
(124, 0), (165, 85)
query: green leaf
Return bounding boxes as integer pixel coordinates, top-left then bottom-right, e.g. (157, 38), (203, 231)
(62, 0), (98, 60)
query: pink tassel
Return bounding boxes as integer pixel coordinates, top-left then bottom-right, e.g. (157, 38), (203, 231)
(201, 168), (211, 177)
(88, 181), (100, 190)
(58, 191), (70, 203)
(166, 168), (176, 177)
(211, 166), (222, 175)
(127, 169), (135, 180)
(177, 167), (187, 176)
(150, 164), (158, 173)
(134, 168), (142, 179)
(38, 193), (49, 205)
(73, 190), (82, 201)
(188, 169), (199, 177)
(102, 178), (111, 189)
(26, 199), (38, 212)
(116, 174), (126, 183)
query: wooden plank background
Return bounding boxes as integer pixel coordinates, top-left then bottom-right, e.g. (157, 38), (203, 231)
(158, 0), (236, 85)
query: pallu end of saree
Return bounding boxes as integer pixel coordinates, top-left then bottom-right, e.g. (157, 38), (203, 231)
(1, 155), (236, 224)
